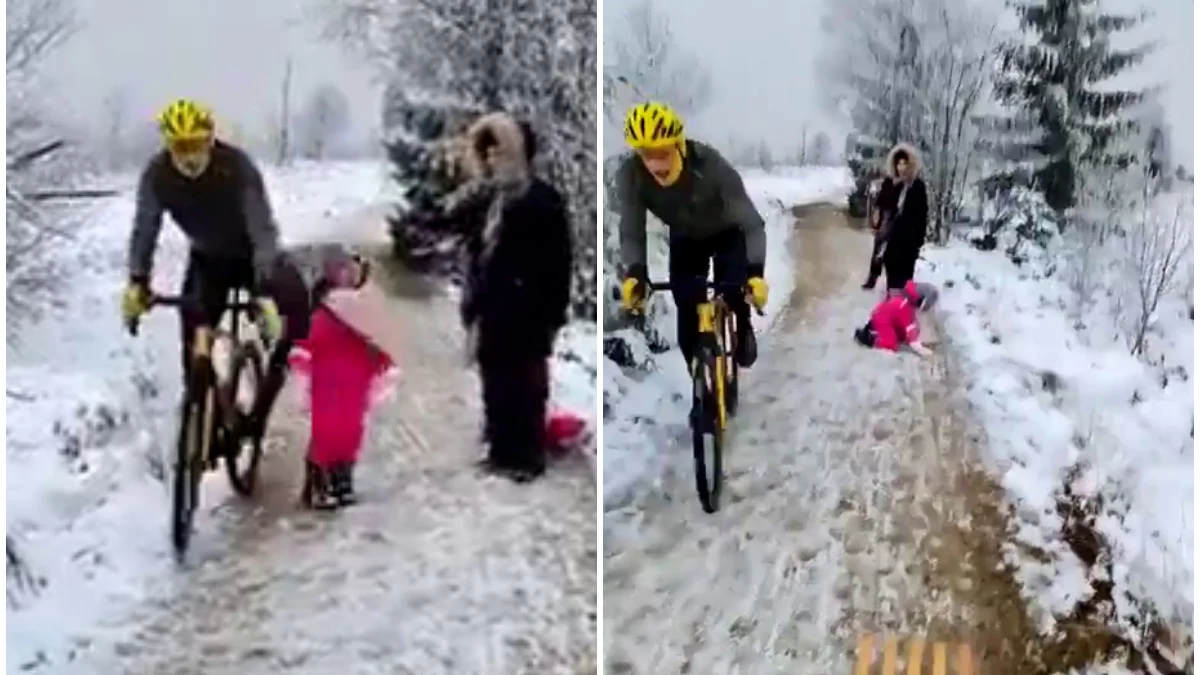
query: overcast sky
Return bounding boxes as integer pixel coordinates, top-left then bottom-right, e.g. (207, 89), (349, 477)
(43, 0), (381, 145)
(604, 0), (1193, 167)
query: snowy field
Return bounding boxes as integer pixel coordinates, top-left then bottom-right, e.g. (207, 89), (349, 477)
(6, 159), (597, 672)
(601, 165), (854, 509)
(921, 188), (1194, 655)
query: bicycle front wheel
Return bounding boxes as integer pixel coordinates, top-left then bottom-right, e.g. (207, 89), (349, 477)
(225, 341), (266, 496)
(690, 354), (724, 514)
(172, 397), (204, 560)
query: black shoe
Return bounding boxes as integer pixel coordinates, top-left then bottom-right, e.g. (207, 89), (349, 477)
(477, 457), (546, 483)
(853, 326), (876, 347)
(734, 328), (758, 368)
(862, 278), (877, 290)
(303, 461), (339, 510)
(330, 463), (358, 506)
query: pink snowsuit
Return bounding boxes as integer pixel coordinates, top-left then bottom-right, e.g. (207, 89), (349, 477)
(869, 280), (922, 351)
(289, 283), (400, 470)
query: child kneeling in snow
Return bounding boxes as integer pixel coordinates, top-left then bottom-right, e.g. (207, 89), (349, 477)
(289, 249), (401, 509)
(853, 280), (937, 356)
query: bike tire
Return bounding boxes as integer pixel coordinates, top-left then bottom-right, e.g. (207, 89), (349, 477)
(690, 354), (723, 514)
(171, 396), (203, 560)
(225, 341), (266, 496)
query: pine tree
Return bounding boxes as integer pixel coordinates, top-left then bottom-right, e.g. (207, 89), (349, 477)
(980, 0), (1152, 213)
(383, 91), (484, 279)
(378, 0), (596, 319)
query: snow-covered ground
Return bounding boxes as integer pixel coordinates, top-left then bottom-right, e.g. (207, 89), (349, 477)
(921, 189), (1194, 653)
(601, 165), (854, 509)
(6, 159), (597, 673)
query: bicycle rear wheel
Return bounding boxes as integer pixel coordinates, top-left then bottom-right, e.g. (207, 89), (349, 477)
(690, 353), (724, 514)
(225, 341), (266, 496)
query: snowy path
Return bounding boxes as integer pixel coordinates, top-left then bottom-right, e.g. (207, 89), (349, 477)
(77, 261), (597, 675)
(603, 206), (1087, 675)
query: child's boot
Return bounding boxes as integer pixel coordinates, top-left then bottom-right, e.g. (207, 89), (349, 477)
(331, 462), (358, 506)
(303, 459), (339, 511)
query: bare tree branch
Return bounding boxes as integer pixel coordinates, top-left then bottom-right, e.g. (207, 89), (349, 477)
(6, 0), (76, 76)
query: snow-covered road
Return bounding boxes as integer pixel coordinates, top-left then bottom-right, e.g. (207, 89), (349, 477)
(602, 205), (1102, 675)
(69, 258), (597, 675)
(7, 162), (597, 675)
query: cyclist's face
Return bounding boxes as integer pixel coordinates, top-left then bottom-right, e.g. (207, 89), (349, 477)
(168, 136), (214, 179)
(636, 146), (676, 180)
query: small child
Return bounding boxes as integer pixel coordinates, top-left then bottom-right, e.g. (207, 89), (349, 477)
(853, 280), (934, 356)
(289, 249), (402, 509)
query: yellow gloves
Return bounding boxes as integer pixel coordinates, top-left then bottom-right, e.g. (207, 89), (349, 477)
(620, 277), (645, 312)
(746, 277), (768, 311)
(621, 276), (767, 312)
(256, 298), (283, 342)
(121, 282), (152, 325)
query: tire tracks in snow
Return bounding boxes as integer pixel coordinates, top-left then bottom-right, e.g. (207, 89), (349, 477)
(603, 204), (1093, 674)
(75, 257), (597, 675)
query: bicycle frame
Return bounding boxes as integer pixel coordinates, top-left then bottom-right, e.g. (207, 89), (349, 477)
(648, 280), (747, 431)
(151, 291), (265, 446)
(694, 297), (731, 430)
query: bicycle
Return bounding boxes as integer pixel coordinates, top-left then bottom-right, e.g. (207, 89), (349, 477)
(640, 279), (763, 514)
(128, 289), (274, 559)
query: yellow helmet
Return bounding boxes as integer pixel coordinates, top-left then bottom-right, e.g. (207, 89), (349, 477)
(624, 102), (684, 149)
(156, 99), (215, 143)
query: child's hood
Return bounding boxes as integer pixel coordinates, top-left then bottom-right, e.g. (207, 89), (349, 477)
(320, 280), (404, 363)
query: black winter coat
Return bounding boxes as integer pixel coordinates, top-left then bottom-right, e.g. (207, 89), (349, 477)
(875, 176), (929, 257)
(461, 178), (573, 361)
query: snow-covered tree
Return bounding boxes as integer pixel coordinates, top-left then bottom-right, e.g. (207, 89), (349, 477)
(316, 0), (596, 320)
(604, 0), (713, 127)
(296, 83), (351, 159)
(821, 0), (997, 241)
(6, 0), (84, 327)
(1122, 169), (1191, 357)
(820, 0), (928, 173)
(978, 0), (1154, 213)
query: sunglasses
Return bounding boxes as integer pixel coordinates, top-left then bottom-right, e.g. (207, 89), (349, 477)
(168, 137), (212, 156)
(636, 147), (675, 162)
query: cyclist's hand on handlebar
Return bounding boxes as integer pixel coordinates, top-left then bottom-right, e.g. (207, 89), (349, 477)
(746, 277), (769, 312)
(619, 277), (646, 313)
(121, 279), (152, 334)
(255, 297), (283, 342)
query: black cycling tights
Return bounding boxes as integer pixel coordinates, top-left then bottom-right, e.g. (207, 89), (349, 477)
(667, 229), (751, 368)
(178, 251), (311, 423)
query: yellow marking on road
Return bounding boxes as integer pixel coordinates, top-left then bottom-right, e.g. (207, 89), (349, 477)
(881, 635), (899, 674)
(853, 635), (973, 675)
(932, 641), (948, 675)
(906, 638), (925, 675)
(957, 642), (973, 675)
(855, 634), (874, 675)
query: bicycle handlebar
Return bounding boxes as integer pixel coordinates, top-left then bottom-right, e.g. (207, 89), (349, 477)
(126, 293), (262, 337)
(614, 279), (765, 316)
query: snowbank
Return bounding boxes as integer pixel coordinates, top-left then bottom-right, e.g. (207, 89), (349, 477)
(921, 192), (1194, 642)
(602, 166), (854, 509)
(4, 160), (459, 672)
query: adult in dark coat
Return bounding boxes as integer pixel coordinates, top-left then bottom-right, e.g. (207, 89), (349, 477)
(459, 112), (573, 483)
(869, 142), (929, 291)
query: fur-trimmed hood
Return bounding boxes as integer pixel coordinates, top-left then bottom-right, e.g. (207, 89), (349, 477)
(885, 142), (922, 179)
(461, 111), (530, 191)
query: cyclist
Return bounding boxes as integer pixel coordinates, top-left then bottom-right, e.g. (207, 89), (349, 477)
(120, 99), (311, 442)
(615, 101), (769, 369)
